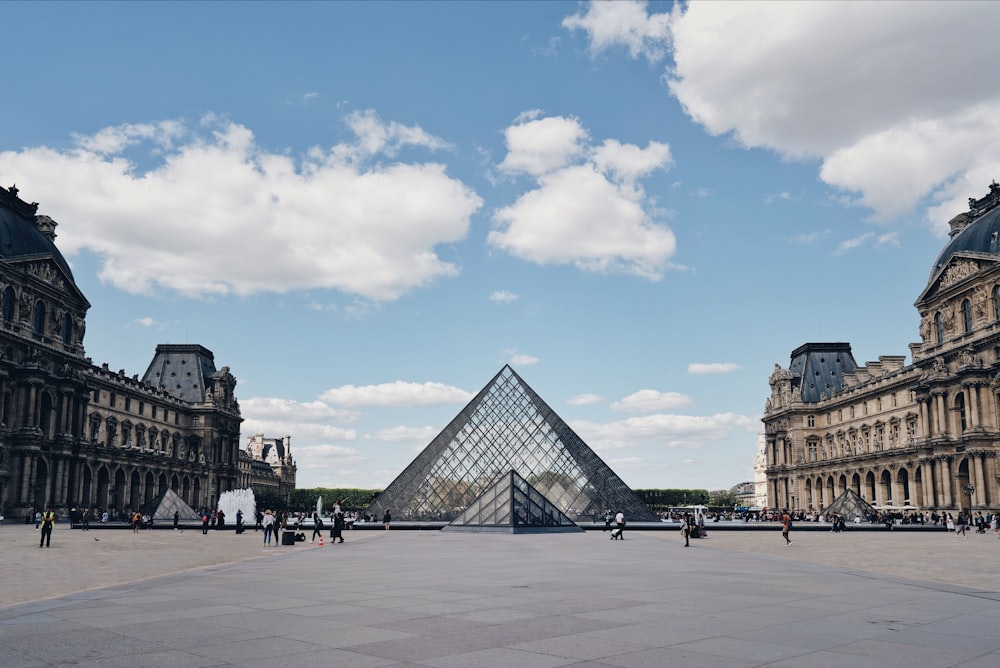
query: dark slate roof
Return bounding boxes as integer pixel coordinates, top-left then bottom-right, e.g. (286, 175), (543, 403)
(930, 196), (1000, 280)
(789, 343), (857, 404)
(0, 185), (76, 282)
(141, 344), (218, 403)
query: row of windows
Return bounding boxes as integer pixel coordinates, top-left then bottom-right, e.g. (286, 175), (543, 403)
(806, 393), (902, 428)
(91, 389), (180, 425)
(805, 418), (917, 462)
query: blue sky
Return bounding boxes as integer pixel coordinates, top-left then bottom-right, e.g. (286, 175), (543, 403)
(2, 1), (997, 491)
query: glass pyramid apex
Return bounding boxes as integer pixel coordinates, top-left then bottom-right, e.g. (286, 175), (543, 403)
(823, 488), (876, 520)
(368, 365), (657, 522)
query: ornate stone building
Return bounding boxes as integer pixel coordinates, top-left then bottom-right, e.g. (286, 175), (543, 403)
(240, 433), (296, 503)
(763, 183), (1000, 515)
(0, 184), (244, 517)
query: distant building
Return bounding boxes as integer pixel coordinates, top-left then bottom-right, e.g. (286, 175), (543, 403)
(728, 481), (755, 507)
(762, 183), (1000, 515)
(0, 184), (245, 517)
(242, 433), (296, 503)
(752, 432), (768, 507)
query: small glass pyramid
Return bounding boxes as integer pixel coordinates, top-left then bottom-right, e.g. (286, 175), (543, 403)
(444, 470), (583, 533)
(139, 488), (201, 522)
(368, 366), (657, 522)
(822, 488), (876, 520)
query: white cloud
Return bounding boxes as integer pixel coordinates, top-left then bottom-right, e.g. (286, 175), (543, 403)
(568, 1), (1000, 228)
(489, 290), (519, 303)
(368, 425), (440, 443)
(572, 412), (758, 450)
(303, 92), (319, 105)
(687, 362), (740, 375)
(508, 353), (540, 367)
(319, 381), (473, 407)
(133, 317), (156, 328)
(240, 396), (362, 423)
(490, 114), (675, 280)
(610, 389), (692, 413)
(562, 0), (672, 63)
(294, 443), (366, 468)
(835, 232), (874, 255)
(0, 113), (482, 301)
(567, 393), (603, 406)
(764, 192), (792, 204)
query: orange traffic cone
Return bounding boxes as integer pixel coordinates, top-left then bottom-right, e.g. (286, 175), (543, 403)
(318, 536), (324, 546)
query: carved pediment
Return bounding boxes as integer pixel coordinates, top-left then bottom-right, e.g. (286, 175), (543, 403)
(919, 253), (1000, 305)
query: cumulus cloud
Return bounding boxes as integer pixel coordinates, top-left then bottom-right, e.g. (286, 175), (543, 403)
(319, 380), (473, 407)
(610, 389), (693, 413)
(368, 425), (440, 443)
(562, 0), (671, 63)
(490, 114), (675, 279)
(567, 393), (603, 406)
(240, 396), (362, 423)
(687, 362), (740, 375)
(489, 290), (519, 303)
(566, 1), (1000, 229)
(294, 443), (366, 469)
(133, 317), (156, 328)
(0, 112), (481, 300)
(572, 412), (759, 450)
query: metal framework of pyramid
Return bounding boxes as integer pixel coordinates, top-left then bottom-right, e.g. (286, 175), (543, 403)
(823, 488), (876, 519)
(139, 488), (200, 522)
(368, 365), (657, 523)
(443, 470), (583, 533)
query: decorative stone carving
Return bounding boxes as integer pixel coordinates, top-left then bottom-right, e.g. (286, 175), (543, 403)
(941, 260), (980, 288)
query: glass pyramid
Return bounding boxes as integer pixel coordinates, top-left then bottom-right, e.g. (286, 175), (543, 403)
(139, 488), (200, 522)
(444, 470), (583, 533)
(822, 488), (876, 520)
(368, 366), (657, 523)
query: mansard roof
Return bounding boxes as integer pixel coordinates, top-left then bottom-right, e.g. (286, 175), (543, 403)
(0, 184), (86, 303)
(141, 344), (220, 403)
(929, 182), (1000, 282)
(789, 343), (857, 403)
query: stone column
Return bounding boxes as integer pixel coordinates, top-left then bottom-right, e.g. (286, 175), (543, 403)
(969, 385), (981, 429)
(919, 399), (930, 437)
(941, 457), (953, 508)
(974, 453), (987, 507)
(936, 393), (948, 438)
(923, 461), (935, 507)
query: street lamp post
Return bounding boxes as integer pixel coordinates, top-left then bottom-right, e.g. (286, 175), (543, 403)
(963, 482), (975, 523)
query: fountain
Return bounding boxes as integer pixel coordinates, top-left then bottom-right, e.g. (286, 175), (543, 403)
(316, 496), (323, 517)
(217, 488), (256, 527)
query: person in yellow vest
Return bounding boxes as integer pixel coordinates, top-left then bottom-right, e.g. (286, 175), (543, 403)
(39, 506), (56, 548)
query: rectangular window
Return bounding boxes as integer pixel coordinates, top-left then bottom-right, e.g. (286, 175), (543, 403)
(807, 415), (815, 428)
(124, 397), (131, 412)
(138, 401), (144, 416)
(152, 406), (157, 419)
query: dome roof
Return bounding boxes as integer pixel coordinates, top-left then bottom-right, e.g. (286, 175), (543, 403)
(0, 186), (75, 282)
(929, 184), (1000, 281)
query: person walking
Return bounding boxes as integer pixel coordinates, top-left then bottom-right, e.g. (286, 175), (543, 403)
(382, 509), (391, 531)
(201, 510), (210, 535)
(332, 510), (345, 543)
(781, 511), (793, 546)
(262, 509), (276, 546)
(81, 508), (90, 531)
(39, 506), (56, 548)
(173, 510), (179, 530)
(612, 509), (625, 540)
(681, 512), (691, 547)
(311, 511), (324, 542)
(236, 509), (244, 535)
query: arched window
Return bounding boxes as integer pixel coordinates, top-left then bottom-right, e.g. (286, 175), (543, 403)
(962, 299), (973, 334)
(994, 285), (1000, 321)
(956, 393), (967, 432)
(935, 312), (945, 343)
(32, 301), (46, 334)
(2, 287), (14, 322)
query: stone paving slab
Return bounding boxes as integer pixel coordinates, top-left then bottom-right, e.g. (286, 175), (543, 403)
(2, 523), (1000, 667)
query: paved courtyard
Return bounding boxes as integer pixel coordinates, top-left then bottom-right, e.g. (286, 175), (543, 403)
(2, 523), (999, 667)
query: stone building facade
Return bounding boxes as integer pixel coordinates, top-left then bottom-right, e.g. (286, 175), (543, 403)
(240, 433), (296, 503)
(0, 184), (245, 517)
(763, 184), (1000, 515)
